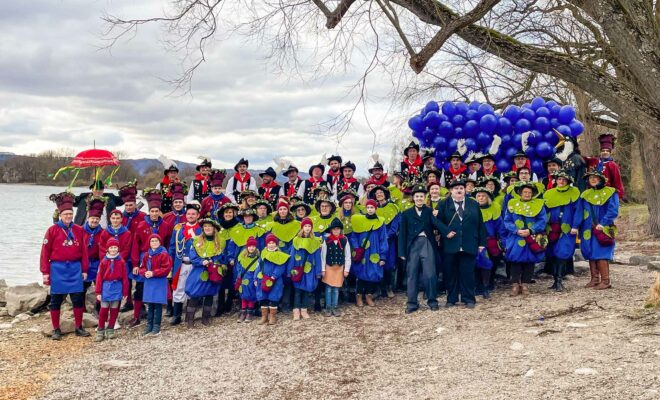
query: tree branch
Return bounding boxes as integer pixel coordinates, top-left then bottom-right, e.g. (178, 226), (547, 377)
(311, 0), (357, 29)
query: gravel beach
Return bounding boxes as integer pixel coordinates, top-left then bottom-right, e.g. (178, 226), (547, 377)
(20, 262), (657, 400)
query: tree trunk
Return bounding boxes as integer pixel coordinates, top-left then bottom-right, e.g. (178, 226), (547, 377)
(616, 125), (635, 201)
(633, 123), (660, 237)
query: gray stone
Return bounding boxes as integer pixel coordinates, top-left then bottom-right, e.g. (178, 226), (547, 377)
(0, 307), (8, 317)
(85, 285), (97, 313)
(629, 255), (652, 266)
(648, 261), (660, 272)
(573, 261), (589, 275)
(82, 312), (98, 328)
(5, 283), (48, 316)
(613, 254), (631, 264)
(100, 360), (140, 371)
(11, 313), (31, 324)
(573, 250), (585, 262)
(0, 323), (13, 330)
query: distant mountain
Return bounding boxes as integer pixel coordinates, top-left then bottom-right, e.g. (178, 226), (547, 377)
(122, 158), (197, 175)
(0, 152), (16, 162)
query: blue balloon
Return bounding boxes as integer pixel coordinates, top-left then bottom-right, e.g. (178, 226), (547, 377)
(480, 114), (498, 133)
(496, 158), (511, 172)
(556, 124), (572, 138)
(435, 150), (448, 161)
(522, 108), (536, 121)
(505, 147), (518, 160)
(550, 118), (560, 128)
(534, 116), (551, 132)
(464, 120), (480, 136)
(452, 114), (465, 127)
(535, 107), (550, 118)
(465, 110), (479, 121)
(441, 102), (457, 118)
(544, 131), (559, 146)
(423, 111), (442, 128)
(447, 138), (458, 151)
(422, 127), (435, 142)
(500, 134), (512, 144)
(512, 133), (523, 149)
(531, 97), (546, 110)
(525, 145), (536, 158)
(497, 117), (513, 135)
(527, 130), (542, 147)
(469, 101), (481, 110)
(477, 103), (495, 117)
(535, 142), (554, 158)
(550, 105), (561, 117)
(545, 100), (558, 109)
(425, 101), (439, 114)
(453, 127), (463, 138)
(418, 137), (430, 148)
(558, 105), (576, 124)
(455, 102), (469, 116)
(438, 121), (454, 137)
(412, 130), (423, 139)
(568, 119), (584, 136)
(514, 118), (532, 133)
(465, 138), (478, 152)
(503, 105), (522, 122)
(521, 103), (532, 109)
(476, 132), (491, 147)
(531, 159), (545, 174)
(433, 135), (447, 150)
(439, 114), (449, 122)
(408, 115), (425, 131)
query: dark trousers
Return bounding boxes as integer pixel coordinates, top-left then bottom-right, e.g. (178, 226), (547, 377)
(445, 251), (477, 305)
(189, 296), (213, 308)
(133, 281), (144, 301)
(50, 292), (84, 310)
(357, 279), (378, 295)
(293, 288), (310, 308)
(510, 262), (534, 283)
(146, 303), (163, 330)
(406, 236), (438, 309)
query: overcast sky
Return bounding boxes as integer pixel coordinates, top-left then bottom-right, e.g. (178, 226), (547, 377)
(0, 1), (420, 174)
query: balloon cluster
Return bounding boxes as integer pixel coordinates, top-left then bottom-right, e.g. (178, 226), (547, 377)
(407, 97), (584, 176)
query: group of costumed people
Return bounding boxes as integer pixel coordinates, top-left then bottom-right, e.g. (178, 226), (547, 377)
(40, 132), (622, 340)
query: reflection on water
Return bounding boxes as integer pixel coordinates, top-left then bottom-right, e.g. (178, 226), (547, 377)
(0, 184), (117, 285)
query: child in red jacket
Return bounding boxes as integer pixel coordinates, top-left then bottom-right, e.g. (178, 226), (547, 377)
(139, 234), (172, 337)
(95, 238), (129, 342)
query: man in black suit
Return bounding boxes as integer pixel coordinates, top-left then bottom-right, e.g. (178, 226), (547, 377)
(433, 180), (487, 308)
(398, 184), (444, 313)
(73, 180), (124, 227)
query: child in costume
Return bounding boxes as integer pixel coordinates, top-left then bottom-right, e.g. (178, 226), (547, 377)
(138, 234), (172, 336)
(321, 218), (352, 316)
(255, 234), (290, 325)
(288, 218), (322, 320)
(95, 238), (129, 342)
(234, 236), (261, 323)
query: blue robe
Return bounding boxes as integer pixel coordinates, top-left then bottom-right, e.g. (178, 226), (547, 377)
(168, 224), (202, 277)
(234, 253), (260, 302)
(287, 238), (322, 292)
(503, 201), (547, 263)
(255, 250), (289, 302)
(348, 216), (388, 283)
(186, 240), (228, 298)
(377, 202), (400, 271)
(544, 189), (582, 260)
(579, 188), (619, 261)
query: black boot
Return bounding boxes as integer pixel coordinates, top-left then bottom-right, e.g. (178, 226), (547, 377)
(169, 302), (183, 325)
(215, 290), (225, 317)
(555, 262), (566, 292)
(549, 262), (559, 290)
(185, 306), (196, 329)
(75, 327), (91, 337)
(165, 300), (173, 318)
(201, 306), (212, 326)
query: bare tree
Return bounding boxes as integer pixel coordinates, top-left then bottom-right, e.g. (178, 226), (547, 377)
(103, 0), (660, 235)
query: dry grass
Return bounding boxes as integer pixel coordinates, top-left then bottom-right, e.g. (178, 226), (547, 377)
(646, 273), (660, 309)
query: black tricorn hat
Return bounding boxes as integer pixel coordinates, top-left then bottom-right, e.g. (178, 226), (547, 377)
(327, 155), (343, 165)
(259, 167), (277, 179)
(368, 161), (384, 174)
(196, 158), (212, 171)
(403, 141), (420, 157)
(340, 161), (356, 172)
(234, 158), (249, 172)
(282, 165), (299, 177)
(324, 217), (344, 233)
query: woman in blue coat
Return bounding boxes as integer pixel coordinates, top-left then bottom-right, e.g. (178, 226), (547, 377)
(255, 234), (290, 325)
(579, 170), (619, 290)
(543, 171), (582, 292)
(473, 186), (503, 299)
(503, 182), (547, 296)
(370, 185), (400, 298)
(349, 199), (388, 307)
(288, 217), (322, 321)
(186, 219), (228, 327)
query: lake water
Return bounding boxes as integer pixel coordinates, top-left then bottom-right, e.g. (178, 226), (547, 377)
(0, 184), (118, 286)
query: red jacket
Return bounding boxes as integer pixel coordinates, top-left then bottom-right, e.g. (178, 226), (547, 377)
(138, 251), (172, 278)
(82, 229), (101, 262)
(122, 210), (147, 234)
(585, 157), (625, 199)
(200, 195), (231, 219)
(98, 229), (133, 263)
(40, 224), (89, 275)
(163, 211), (186, 231)
(131, 219), (173, 266)
(95, 256), (130, 297)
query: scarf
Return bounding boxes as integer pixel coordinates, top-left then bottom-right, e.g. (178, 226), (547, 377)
(194, 173), (210, 195)
(404, 157), (423, 176)
(308, 176), (324, 189)
(448, 164), (467, 179)
(371, 173), (388, 186)
(123, 210), (139, 228)
(107, 224), (128, 239)
(209, 192), (227, 217)
(327, 234), (346, 249)
(260, 180), (279, 199)
(286, 178), (300, 197)
(365, 213), (378, 220)
(546, 176), (556, 190)
(147, 246), (166, 270)
(233, 172), (252, 192)
(56, 220), (76, 244)
(341, 177), (357, 191)
(104, 254), (119, 275)
(220, 219), (239, 230)
(327, 168), (341, 185)
(183, 222), (199, 240)
(482, 165), (497, 176)
(597, 157), (613, 173)
(144, 215), (163, 234)
(171, 209), (186, 225)
(83, 222), (102, 249)
(512, 159), (531, 172)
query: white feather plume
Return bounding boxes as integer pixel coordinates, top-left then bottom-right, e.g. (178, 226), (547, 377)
(197, 155), (211, 162)
(556, 140), (574, 162)
(158, 154), (177, 169)
(488, 135), (502, 155)
(457, 139), (467, 157)
(465, 151), (477, 163)
(521, 131), (531, 152)
(370, 153), (380, 164)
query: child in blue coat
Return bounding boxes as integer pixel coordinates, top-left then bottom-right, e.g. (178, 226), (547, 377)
(255, 234), (290, 325)
(288, 218), (322, 321)
(138, 234), (172, 336)
(234, 236), (260, 323)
